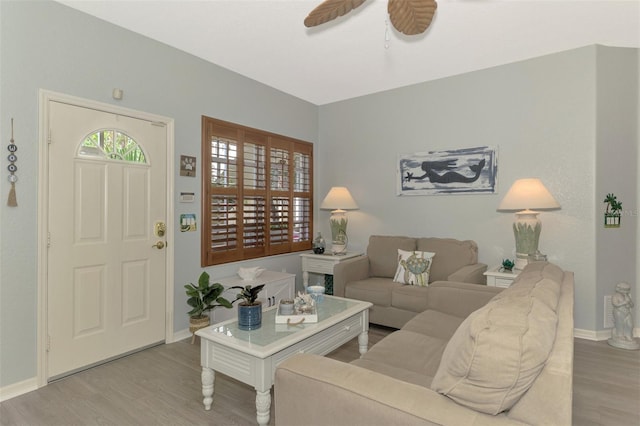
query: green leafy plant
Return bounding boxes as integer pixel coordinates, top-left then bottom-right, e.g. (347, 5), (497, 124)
(184, 271), (235, 318)
(229, 284), (266, 306)
(501, 259), (515, 272)
(604, 193), (622, 214)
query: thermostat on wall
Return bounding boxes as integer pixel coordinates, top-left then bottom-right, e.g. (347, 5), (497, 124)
(180, 192), (195, 203)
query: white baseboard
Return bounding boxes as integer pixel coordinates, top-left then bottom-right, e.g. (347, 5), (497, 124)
(171, 328), (192, 343)
(574, 328), (611, 341)
(0, 377), (38, 402)
(574, 327), (640, 341)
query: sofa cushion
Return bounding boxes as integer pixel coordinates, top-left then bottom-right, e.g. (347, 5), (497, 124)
(391, 284), (430, 313)
(367, 235), (416, 278)
(345, 278), (405, 307)
(393, 249), (435, 286)
(416, 238), (478, 282)
(402, 309), (466, 341)
(430, 272), (561, 415)
(352, 330), (448, 386)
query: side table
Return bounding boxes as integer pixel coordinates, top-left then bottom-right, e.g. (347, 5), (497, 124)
(300, 251), (363, 295)
(484, 265), (521, 288)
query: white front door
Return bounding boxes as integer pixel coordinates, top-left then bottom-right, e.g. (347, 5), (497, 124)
(47, 101), (168, 379)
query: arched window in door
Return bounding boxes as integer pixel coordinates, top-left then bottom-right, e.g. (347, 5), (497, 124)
(78, 129), (147, 163)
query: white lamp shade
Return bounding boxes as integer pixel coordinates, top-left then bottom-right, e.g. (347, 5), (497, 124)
(320, 187), (359, 211)
(498, 178), (560, 211)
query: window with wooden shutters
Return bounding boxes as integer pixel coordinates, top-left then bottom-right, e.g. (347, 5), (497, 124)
(202, 116), (313, 266)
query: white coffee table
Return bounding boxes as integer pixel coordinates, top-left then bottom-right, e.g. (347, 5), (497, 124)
(196, 296), (372, 425)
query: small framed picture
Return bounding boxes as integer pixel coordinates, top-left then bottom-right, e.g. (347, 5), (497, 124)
(180, 155), (196, 177)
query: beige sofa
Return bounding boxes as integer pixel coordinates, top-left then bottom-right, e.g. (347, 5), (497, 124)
(333, 235), (488, 328)
(275, 261), (574, 425)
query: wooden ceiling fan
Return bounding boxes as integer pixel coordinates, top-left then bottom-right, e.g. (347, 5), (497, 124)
(304, 0), (438, 36)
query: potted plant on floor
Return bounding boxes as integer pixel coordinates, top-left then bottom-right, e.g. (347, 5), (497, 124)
(185, 271), (235, 343)
(229, 284), (266, 330)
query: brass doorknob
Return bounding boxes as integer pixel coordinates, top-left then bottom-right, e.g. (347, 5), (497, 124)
(152, 241), (166, 249)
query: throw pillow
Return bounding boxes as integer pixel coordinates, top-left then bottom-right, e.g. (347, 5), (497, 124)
(393, 249), (435, 286)
(430, 275), (560, 415)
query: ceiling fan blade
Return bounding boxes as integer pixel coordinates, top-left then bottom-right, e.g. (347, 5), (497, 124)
(388, 0), (437, 35)
(304, 0), (367, 28)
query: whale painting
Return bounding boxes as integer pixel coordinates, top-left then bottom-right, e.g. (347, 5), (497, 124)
(397, 146), (497, 195)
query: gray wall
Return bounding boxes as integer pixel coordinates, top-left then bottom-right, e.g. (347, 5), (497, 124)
(0, 0), (317, 388)
(595, 47), (639, 333)
(317, 45), (638, 335)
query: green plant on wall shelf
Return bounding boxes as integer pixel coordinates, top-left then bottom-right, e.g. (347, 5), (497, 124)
(603, 193), (622, 228)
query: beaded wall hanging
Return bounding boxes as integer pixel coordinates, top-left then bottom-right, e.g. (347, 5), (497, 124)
(7, 118), (17, 207)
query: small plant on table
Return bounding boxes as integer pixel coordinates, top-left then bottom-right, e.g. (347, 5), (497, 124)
(229, 284), (266, 331)
(501, 259), (515, 272)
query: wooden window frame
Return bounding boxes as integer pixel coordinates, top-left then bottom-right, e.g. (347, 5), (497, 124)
(201, 116), (313, 266)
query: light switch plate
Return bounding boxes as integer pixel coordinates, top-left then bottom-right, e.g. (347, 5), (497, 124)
(180, 214), (197, 232)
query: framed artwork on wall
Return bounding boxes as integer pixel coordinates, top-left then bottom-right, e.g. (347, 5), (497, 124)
(180, 155), (196, 177)
(397, 146), (498, 196)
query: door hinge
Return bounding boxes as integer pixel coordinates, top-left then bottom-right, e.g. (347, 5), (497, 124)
(47, 232), (51, 248)
(47, 130), (52, 144)
(47, 335), (51, 352)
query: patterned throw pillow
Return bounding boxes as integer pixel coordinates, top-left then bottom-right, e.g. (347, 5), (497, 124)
(393, 249), (435, 286)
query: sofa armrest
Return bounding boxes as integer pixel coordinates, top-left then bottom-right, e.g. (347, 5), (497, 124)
(333, 255), (370, 297)
(275, 354), (516, 426)
(447, 263), (488, 284)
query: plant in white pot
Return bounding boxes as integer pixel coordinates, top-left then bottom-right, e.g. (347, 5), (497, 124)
(185, 271), (235, 343)
(229, 284), (266, 330)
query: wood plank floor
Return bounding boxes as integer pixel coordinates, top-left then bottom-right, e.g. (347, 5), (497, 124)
(572, 338), (640, 426)
(1, 326), (638, 425)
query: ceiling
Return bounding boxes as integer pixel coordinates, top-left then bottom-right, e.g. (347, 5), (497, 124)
(56, 0), (639, 106)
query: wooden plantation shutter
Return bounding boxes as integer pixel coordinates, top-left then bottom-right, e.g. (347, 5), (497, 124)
(292, 143), (312, 252)
(202, 119), (240, 265)
(202, 117), (313, 266)
(269, 138), (291, 255)
(242, 133), (268, 259)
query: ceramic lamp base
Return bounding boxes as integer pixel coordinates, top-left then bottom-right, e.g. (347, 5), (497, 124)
(514, 255), (529, 271)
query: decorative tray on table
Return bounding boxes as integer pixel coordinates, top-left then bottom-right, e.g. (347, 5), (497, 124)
(275, 293), (318, 324)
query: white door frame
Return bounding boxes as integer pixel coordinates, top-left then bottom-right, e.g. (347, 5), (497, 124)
(37, 89), (175, 387)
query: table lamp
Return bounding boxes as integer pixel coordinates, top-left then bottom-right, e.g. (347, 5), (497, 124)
(497, 178), (560, 270)
(320, 187), (359, 255)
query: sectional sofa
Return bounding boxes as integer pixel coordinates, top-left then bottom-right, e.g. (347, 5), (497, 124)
(275, 261), (574, 425)
(333, 235), (488, 328)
